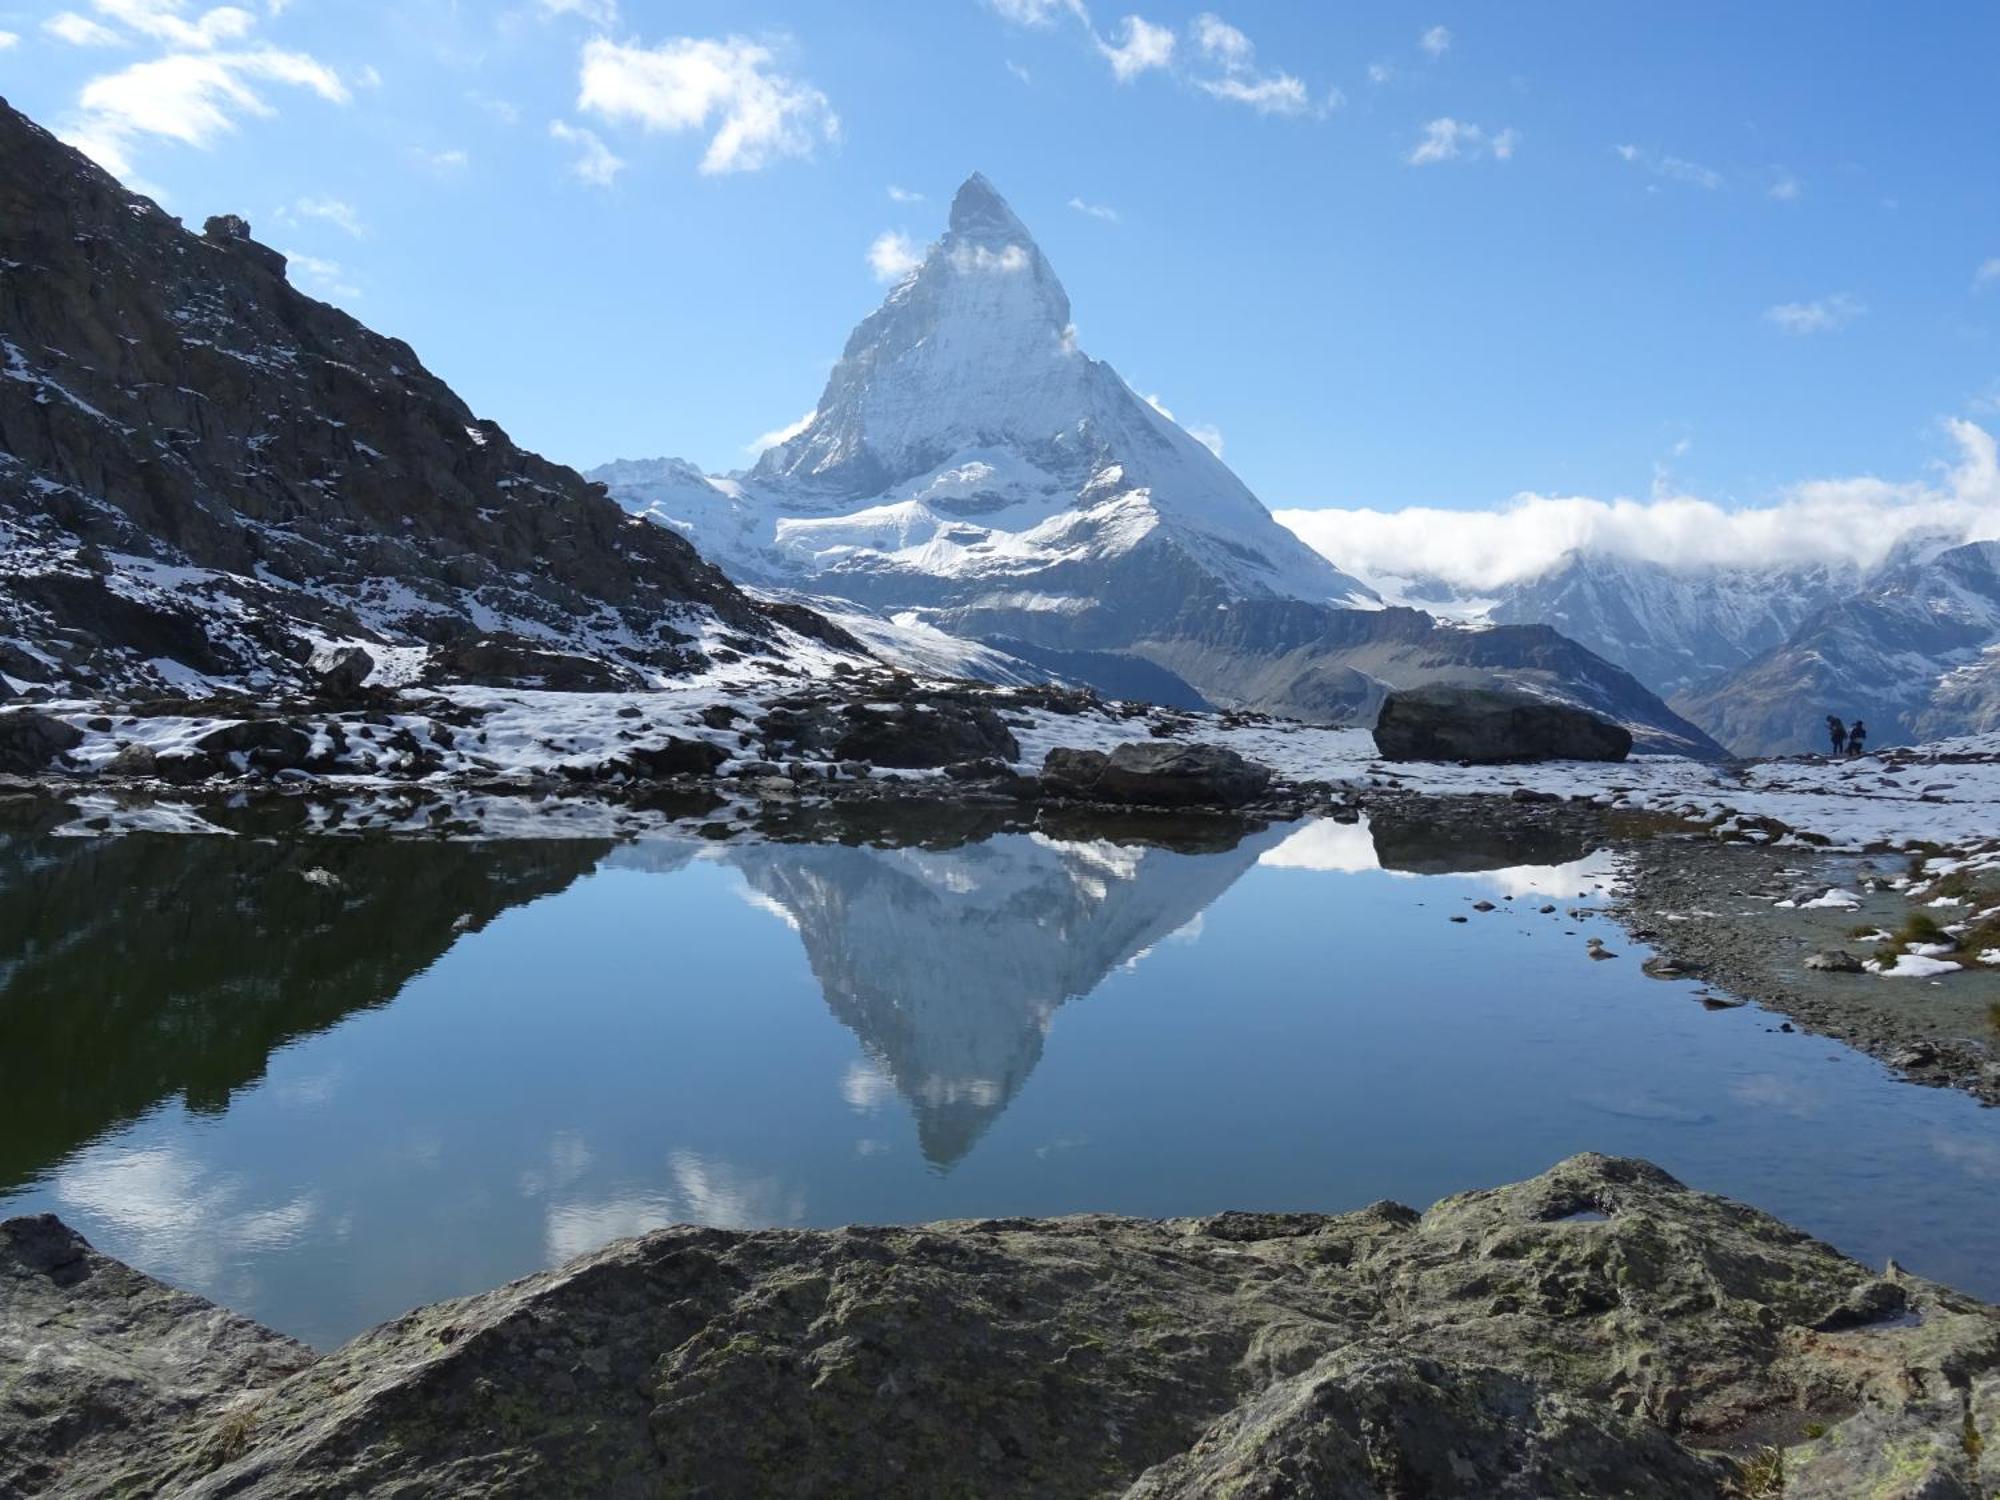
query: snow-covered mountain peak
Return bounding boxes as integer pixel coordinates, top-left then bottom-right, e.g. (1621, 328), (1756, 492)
(948, 171), (1033, 243)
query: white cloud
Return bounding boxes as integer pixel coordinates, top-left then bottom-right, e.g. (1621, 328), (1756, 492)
(1068, 195), (1118, 221)
(538, 0), (617, 24)
(1199, 73), (1317, 115)
(549, 117), (624, 185)
(67, 46), (349, 179)
(948, 242), (1030, 274)
(1975, 258), (2000, 292)
(1764, 292), (1863, 335)
(469, 90), (520, 125)
(867, 229), (923, 281)
(1187, 423), (1224, 458)
(577, 34), (838, 176)
(45, 12), (125, 45)
(887, 184), (924, 203)
(408, 145), (469, 174)
(1615, 143), (1722, 190)
(93, 0), (259, 49)
(1408, 117), (1516, 165)
(280, 194), (363, 236)
(1420, 24), (1451, 56)
(1367, 60), (1394, 84)
(747, 408), (816, 455)
(1191, 12), (1251, 66)
(1005, 58), (1033, 84)
(1276, 419), (2000, 589)
(1187, 11), (1322, 116)
(0, 30), (16, 48)
(988, 0), (1088, 25)
(1769, 173), (1801, 202)
(1098, 15), (1174, 81)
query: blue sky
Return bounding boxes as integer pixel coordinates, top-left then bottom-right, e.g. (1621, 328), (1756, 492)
(2, 0), (1997, 528)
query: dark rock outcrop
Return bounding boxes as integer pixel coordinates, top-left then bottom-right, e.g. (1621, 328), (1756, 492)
(5, 1155), (1997, 1497)
(1373, 685), (1634, 764)
(831, 700), (1020, 769)
(0, 708), (83, 772)
(1043, 741), (1274, 807)
(0, 98), (857, 699)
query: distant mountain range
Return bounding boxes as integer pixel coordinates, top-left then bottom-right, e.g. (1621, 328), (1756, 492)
(1330, 532), (2000, 756)
(597, 176), (1723, 757)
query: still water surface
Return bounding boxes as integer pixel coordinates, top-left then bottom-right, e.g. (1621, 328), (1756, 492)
(3, 805), (1996, 1347)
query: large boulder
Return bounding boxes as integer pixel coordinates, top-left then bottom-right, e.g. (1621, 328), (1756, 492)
(0, 709), (83, 773)
(310, 646), (374, 699)
(425, 636), (638, 693)
(193, 720), (313, 773)
(1373, 686), (1633, 764)
(1042, 741), (1273, 808)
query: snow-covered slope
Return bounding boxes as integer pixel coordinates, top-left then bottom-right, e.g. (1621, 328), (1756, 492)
(1478, 554), (1858, 701)
(1680, 540), (2000, 754)
(598, 175), (1723, 757)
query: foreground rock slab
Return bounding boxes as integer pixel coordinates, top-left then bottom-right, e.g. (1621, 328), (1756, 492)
(5, 1155), (1998, 1498)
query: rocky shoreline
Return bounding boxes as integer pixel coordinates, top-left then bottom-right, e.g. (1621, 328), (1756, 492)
(7, 1153), (1998, 1498)
(1615, 833), (2000, 1107)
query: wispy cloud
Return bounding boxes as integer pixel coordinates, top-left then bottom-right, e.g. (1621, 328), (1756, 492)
(1189, 11), (1325, 116)
(0, 30), (17, 49)
(537, 0), (618, 23)
(1614, 143), (1722, 190)
(282, 248), (360, 300)
(1768, 172), (1801, 202)
(1408, 117), (1516, 166)
(887, 184), (924, 203)
(1419, 24), (1451, 57)
(1097, 15), (1175, 81)
(549, 117), (624, 185)
(746, 408), (816, 455)
(44, 12), (124, 46)
(1068, 195), (1118, 221)
(1975, 258), (2000, 293)
(867, 229), (922, 281)
(987, 0), (1088, 25)
(408, 145), (469, 174)
(1764, 292), (1863, 335)
(278, 194), (364, 237)
(577, 34), (838, 175)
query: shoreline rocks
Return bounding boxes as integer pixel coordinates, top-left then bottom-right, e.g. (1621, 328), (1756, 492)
(6, 1154), (1997, 1497)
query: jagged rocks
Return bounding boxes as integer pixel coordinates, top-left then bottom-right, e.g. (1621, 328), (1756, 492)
(1373, 686), (1634, 764)
(1042, 741), (1274, 808)
(192, 721), (314, 774)
(1805, 950), (1867, 974)
(832, 700), (1020, 769)
(6, 1155), (1999, 1498)
(0, 710), (83, 773)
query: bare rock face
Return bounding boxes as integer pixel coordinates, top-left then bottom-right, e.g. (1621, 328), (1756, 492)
(1043, 741), (1274, 808)
(8, 1154), (1995, 1497)
(1373, 685), (1634, 764)
(0, 708), (84, 773)
(0, 99), (856, 700)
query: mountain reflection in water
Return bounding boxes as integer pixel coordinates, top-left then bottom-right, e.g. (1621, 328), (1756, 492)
(3, 798), (1997, 1347)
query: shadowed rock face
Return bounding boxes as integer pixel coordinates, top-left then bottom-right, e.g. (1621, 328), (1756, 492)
(0, 808), (607, 1195)
(7, 1154), (1997, 1498)
(0, 98), (852, 698)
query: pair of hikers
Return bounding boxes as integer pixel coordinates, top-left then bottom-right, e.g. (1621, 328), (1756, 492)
(1825, 715), (1868, 757)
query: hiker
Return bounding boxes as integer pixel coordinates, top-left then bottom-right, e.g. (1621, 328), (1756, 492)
(1826, 715), (1847, 756)
(1848, 719), (1867, 757)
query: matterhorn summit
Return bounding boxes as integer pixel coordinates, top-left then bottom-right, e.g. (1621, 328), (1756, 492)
(598, 175), (1722, 754)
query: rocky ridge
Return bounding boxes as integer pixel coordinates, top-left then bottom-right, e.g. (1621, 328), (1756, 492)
(0, 97), (857, 702)
(6, 1154), (1998, 1497)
